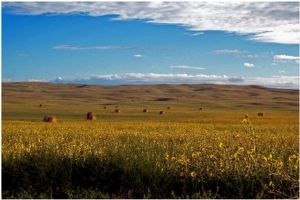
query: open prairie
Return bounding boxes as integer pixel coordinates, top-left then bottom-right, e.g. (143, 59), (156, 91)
(2, 82), (299, 198)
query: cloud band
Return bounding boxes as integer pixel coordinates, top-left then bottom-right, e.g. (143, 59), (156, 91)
(51, 73), (299, 89)
(3, 2), (299, 44)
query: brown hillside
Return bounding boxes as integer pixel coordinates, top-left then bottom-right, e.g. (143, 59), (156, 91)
(2, 82), (298, 107)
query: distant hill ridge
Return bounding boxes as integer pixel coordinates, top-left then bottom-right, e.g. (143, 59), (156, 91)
(2, 82), (299, 111)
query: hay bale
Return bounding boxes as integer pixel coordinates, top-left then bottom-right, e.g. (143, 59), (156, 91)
(87, 112), (96, 120)
(43, 116), (57, 123)
(90, 115), (96, 120)
(39, 104), (43, 107)
(103, 106), (107, 109)
(159, 111), (165, 115)
(115, 109), (121, 113)
(199, 107), (203, 111)
(48, 116), (57, 123)
(167, 107), (171, 109)
(87, 112), (93, 119)
(143, 109), (148, 113)
(43, 116), (49, 122)
(258, 112), (264, 116)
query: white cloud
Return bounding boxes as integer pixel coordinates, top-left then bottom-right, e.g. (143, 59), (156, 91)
(244, 63), (255, 67)
(187, 32), (204, 36)
(51, 73), (299, 89)
(134, 54), (145, 58)
(53, 45), (133, 50)
(240, 54), (265, 59)
(53, 45), (171, 52)
(274, 55), (299, 60)
(212, 49), (245, 55)
(15, 53), (30, 57)
(170, 65), (205, 70)
(274, 54), (300, 64)
(249, 24), (299, 44)
(3, 2), (299, 44)
(2, 78), (12, 82)
(28, 78), (47, 82)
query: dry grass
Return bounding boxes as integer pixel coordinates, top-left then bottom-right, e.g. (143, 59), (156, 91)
(2, 83), (298, 109)
(2, 82), (298, 121)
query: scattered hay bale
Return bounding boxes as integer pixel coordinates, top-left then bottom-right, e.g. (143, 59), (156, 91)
(87, 112), (96, 120)
(159, 111), (165, 115)
(258, 112), (264, 116)
(156, 98), (174, 101)
(39, 104), (43, 107)
(87, 112), (92, 119)
(48, 116), (57, 123)
(167, 107), (171, 109)
(43, 116), (49, 122)
(199, 107), (203, 111)
(143, 109), (148, 113)
(103, 106), (107, 109)
(115, 109), (121, 113)
(43, 116), (57, 123)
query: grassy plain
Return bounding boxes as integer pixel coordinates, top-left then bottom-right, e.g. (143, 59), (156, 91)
(2, 82), (299, 198)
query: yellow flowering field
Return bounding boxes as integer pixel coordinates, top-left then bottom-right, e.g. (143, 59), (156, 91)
(2, 110), (299, 198)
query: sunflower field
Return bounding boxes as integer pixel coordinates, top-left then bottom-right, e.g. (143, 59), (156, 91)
(2, 110), (299, 198)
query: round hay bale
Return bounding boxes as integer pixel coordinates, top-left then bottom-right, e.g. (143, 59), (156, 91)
(258, 112), (264, 116)
(43, 116), (57, 123)
(199, 107), (203, 111)
(39, 104), (43, 107)
(115, 109), (121, 113)
(87, 112), (93, 119)
(87, 112), (96, 120)
(103, 106), (107, 109)
(43, 116), (49, 122)
(159, 111), (165, 115)
(167, 107), (171, 109)
(143, 109), (149, 113)
(48, 116), (57, 123)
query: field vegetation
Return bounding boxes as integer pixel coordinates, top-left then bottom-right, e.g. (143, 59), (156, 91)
(2, 82), (299, 198)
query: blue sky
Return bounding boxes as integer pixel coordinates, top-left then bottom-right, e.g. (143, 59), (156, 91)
(2, 2), (299, 88)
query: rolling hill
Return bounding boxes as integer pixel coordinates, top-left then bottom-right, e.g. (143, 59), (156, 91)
(2, 82), (299, 120)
